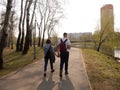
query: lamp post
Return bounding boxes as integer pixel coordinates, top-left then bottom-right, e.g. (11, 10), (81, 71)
(33, 19), (36, 59)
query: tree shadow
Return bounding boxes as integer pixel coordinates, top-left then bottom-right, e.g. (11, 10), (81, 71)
(37, 73), (55, 90)
(58, 76), (75, 90)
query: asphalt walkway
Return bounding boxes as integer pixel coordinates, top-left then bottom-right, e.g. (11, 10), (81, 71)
(0, 48), (92, 90)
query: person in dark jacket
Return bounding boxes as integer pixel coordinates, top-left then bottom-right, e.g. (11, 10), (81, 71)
(43, 39), (55, 77)
(57, 32), (71, 78)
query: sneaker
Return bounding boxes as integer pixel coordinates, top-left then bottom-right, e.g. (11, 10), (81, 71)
(51, 69), (55, 73)
(44, 73), (46, 77)
(59, 71), (62, 78)
(65, 71), (69, 75)
(59, 74), (62, 78)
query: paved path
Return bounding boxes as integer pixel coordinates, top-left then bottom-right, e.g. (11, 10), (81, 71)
(0, 48), (92, 90)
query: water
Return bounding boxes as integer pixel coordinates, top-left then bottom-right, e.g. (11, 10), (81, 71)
(114, 49), (120, 58)
(114, 49), (120, 62)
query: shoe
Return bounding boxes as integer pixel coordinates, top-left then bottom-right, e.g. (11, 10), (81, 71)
(59, 71), (62, 78)
(65, 71), (69, 75)
(44, 73), (46, 77)
(51, 69), (55, 73)
(60, 74), (62, 78)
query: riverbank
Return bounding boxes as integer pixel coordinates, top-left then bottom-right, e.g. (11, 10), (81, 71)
(82, 48), (120, 90)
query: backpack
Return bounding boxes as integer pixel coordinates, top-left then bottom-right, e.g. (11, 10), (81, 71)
(45, 46), (51, 59)
(59, 39), (68, 52)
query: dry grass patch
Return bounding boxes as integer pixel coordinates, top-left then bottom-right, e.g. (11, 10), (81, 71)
(0, 47), (44, 77)
(82, 49), (120, 90)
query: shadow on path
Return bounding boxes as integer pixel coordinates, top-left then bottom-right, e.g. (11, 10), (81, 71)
(37, 73), (55, 90)
(58, 76), (75, 90)
(37, 74), (74, 90)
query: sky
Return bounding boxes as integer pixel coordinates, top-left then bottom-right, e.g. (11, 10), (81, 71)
(57, 0), (120, 37)
(0, 0), (120, 38)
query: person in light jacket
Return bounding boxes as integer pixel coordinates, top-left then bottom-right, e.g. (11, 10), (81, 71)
(43, 39), (55, 77)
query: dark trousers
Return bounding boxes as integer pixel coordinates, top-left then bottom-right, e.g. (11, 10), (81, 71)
(60, 51), (69, 73)
(44, 57), (53, 72)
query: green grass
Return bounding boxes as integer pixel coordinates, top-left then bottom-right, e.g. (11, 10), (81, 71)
(0, 47), (44, 77)
(82, 49), (120, 90)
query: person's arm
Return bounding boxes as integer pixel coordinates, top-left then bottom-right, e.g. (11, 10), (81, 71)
(44, 45), (47, 56)
(66, 39), (71, 49)
(56, 39), (60, 57)
(67, 45), (71, 49)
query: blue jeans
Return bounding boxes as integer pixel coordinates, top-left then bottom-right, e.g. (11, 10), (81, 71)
(60, 51), (69, 73)
(44, 57), (53, 72)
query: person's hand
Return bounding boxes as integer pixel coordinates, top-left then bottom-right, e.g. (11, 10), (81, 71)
(57, 53), (60, 57)
(67, 45), (71, 49)
(56, 52), (60, 57)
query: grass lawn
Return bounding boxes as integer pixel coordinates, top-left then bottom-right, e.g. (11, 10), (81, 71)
(82, 49), (120, 90)
(0, 47), (44, 78)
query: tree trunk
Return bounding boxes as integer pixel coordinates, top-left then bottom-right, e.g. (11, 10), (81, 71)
(41, 29), (45, 47)
(20, 30), (24, 51)
(29, 28), (32, 46)
(29, 0), (37, 46)
(97, 42), (102, 52)
(0, 49), (3, 69)
(0, 0), (13, 69)
(16, 0), (23, 51)
(37, 17), (43, 47)
(20, 0), (28, 51)
(10, 12), (14, 49)
(22, 0), (33, 55)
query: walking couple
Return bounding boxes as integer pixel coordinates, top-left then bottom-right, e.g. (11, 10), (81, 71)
(43, 32), (71, 78)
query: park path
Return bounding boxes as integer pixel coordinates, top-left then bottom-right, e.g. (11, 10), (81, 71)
(0, 48), (92, 90)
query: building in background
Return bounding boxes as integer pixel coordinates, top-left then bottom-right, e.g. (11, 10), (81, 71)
(68, 32), (92, 42)
(101, 4), (114, 32)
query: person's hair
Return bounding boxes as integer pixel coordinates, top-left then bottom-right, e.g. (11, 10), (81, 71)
(63, 32), (67, 37)
(46, 39), (51, 44)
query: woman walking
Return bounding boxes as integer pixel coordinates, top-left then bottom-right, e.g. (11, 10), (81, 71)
(43, 39), (55, 77)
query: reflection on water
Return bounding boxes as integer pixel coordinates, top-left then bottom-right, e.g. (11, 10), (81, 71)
(114, 49), (120, 58)
(114, 48), (120, 62)
(101, 46), (120, 62)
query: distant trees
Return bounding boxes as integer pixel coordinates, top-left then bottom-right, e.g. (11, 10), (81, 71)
(0, 11), (17, 49)
(9, 10), (18, 49)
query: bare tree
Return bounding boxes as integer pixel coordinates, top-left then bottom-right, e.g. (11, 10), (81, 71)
(29, 0), (37, 46)
(47, 1), (63, 39)
(22, 0), (33, 55)
(20, 0), (29, 51)
(0, 0), (13, 69)
(0, 10), (16, 49)
(16, 0), (24, 51)
(8, 11), (17, 49)
(36, 0), (63, 47)
(36, 1), (44, 47)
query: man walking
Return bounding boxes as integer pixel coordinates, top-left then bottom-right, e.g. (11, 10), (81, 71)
(57, 32), (71, 77)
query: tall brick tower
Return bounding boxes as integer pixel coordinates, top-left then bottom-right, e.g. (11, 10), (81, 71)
(101, 4), (114, 32)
